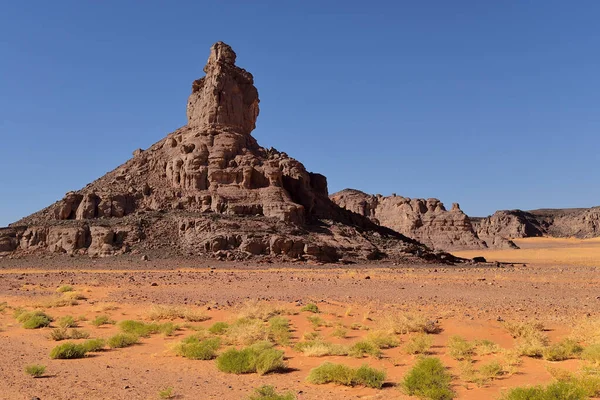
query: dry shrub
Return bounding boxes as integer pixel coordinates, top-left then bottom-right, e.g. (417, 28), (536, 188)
(227, 318), (269, 345)
(571, 318), (600, 344)
(146, 305), (209, 322)
(378, 313), (441, 335)
(236, 300), (288, 321)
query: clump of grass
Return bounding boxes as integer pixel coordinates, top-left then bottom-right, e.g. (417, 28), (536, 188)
(301, 303), (319, 313)
(543, 338), (583, 361)
(62, 291), (86, 301)
(247, 385), (296, 400)
(460, 360), (506, 387)
(269, 317), (291, 345)
(350, 323), (369, 331)
(307, 362), (386, 389)
(348, 341), (382, 359)
(499, 381), (588, 400)
(545, 366), (600, 398)
(119, 320), (159, 337)
(402, 357), (454, 400)
(474, 339), (501, 355)
(92, 315), (116, 327)
(0, 302), (8, 313)
(107, 333), (139, 348)
(294, 340), (348, 357)
(404, 334), (434, 355)
(209, 322), (229, 335)
(303, 332), (321, 341)
(307, 315), (327, 329)
(58, 315), (77, 328)
(447, 336), (475, 361)
(50, 342), (87, 359)
(365, 330), (399, 349)
(49, 328), (90, 341)
(82, 338), (106, 352)
(331, 326), (348, 339)
(25, 364), (46, 378)
(146, 305), (210, 322)
(516, 331), (550, 358)
(158, 387), (174, 399)
(381, 313), (441, 335)
(503, 321), (545, 339)
(174, 337), (221, 360)
(236, 300), (288, 321)
(227, 318), (269, 345)
(56, 285), (74, 293)
(571, 318), (600, 344)
(581, 343), (600, 365)
(216, 341), (286, 375)
(17, 311), (53, 329)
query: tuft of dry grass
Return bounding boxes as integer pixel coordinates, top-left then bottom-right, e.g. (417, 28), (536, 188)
(404, 334), (434, 355)
(378, 313), (441, 335)
(295, 341), (349, 357)
(226, 318), (269, 345)
(146, 305), (209, 322)
(236, 300), (289, 321)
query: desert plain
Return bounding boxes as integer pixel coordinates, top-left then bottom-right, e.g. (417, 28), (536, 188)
(0, 237), (599, 400)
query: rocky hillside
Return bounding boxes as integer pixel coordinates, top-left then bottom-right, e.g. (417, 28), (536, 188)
(0, 42), (458, 264)
(330, 189), (516, 251)
(472, 207), (600, 240)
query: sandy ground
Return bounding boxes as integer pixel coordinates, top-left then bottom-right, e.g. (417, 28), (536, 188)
(0, 237), (599, 400)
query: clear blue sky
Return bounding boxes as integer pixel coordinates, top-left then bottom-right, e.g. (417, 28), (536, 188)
(1, 1), (599, 227)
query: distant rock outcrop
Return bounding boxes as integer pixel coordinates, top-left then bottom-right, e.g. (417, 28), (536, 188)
(330, 189), (516, 251)
(472, 207), (600, 242)
(1, 42), (455, 264)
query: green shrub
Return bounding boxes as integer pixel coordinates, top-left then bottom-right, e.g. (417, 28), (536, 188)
(227, 318), (269, 345)
(307, 362), (386, 389)
(17, 311), (53, 329)
(331, 326), (348, 338)
(50, 342), (87, 359)
(582, 343), (600, 365)
(404, 334), (433, 355)
(56, 285), (74, 293)
(247, 385), (296, 400)
(307, 315), (326, 329)
(58, 315), (77, 328)
(175, 337), (221, 360)
(543, 339), (583, 361)
(119, 320), (160, 337)
(294, 340), (348, 357)
(348, 341), (382, 358)
(365, 330), (398, 349)
(216, 341), (285, 375)
(158, 386), (174, 399)
(301, 303), (319, 313)
(447, 336), (474, 361)
(25, 364), (46, 377)
(82, 338), (106, 352)
(402, 357), (454, 400)
(209, 322), (229, 335)
(269, 317), (291, 345)
(92, 315), (115, 327)
(474, 339), (501, 355)
(49, 328), (89, 341)
(499, 381), (588, 400)
(107, 333), (139, 348)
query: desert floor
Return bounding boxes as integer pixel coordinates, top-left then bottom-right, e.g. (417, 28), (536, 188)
(1, 237), (599, 400)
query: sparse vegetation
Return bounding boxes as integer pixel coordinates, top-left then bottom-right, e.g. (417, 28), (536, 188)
(58, 315), (77, 328)
(294, 340), (348, 357)
(147, 305), (210, 322)
(208, 321), (229, 335)
(158, 386), (174, 399)
(247, 385), (296, 400)
(227, 318), (269, 345)
(216, 341), (286, 375)
(331, 326), (348, 339)
(174, 336), (221, 360)
(307, 362), (386, 389)
(16, 310), (53, 329)
(543, 338), (583, 361)
(307, 315), (327, 329)
(49, 328), (90, 341)
(447, 335), (475, 361)
(301, 303), (319, 313)
(365, 330), (398, 349)
(474, 339), (501, 355)
(460, 360), (505, 387)
(50, 342), (87, 359)
(269, 316), (291, 345)
(236, 300), (288, 321)
(92, 315), (116, 327)
(107, 333), (139, 348)
(348, 340), (382, 358)
(25, 364), (46, 378)
(56, 285), (74, 293)
(581, 343), (600, 365)
(402, 357), (454, 400)
(381, 313), (441, 335)
(404, 333), (434, 355)
(82, 338), (106, 352)
(499, 381), (588, 400)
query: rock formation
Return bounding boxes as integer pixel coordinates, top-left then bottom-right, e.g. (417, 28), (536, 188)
(330, 189), (517, 251)
(472, 207), (600, 242)
(1, 42), (454, 263)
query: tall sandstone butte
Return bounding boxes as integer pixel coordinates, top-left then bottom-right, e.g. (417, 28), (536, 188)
(2, 42), (448, 263)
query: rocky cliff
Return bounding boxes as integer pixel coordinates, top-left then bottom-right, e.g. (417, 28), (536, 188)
(472, 207), (600, 241)
(1, 42), (453, 263)
(330, 189), (516, 251)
